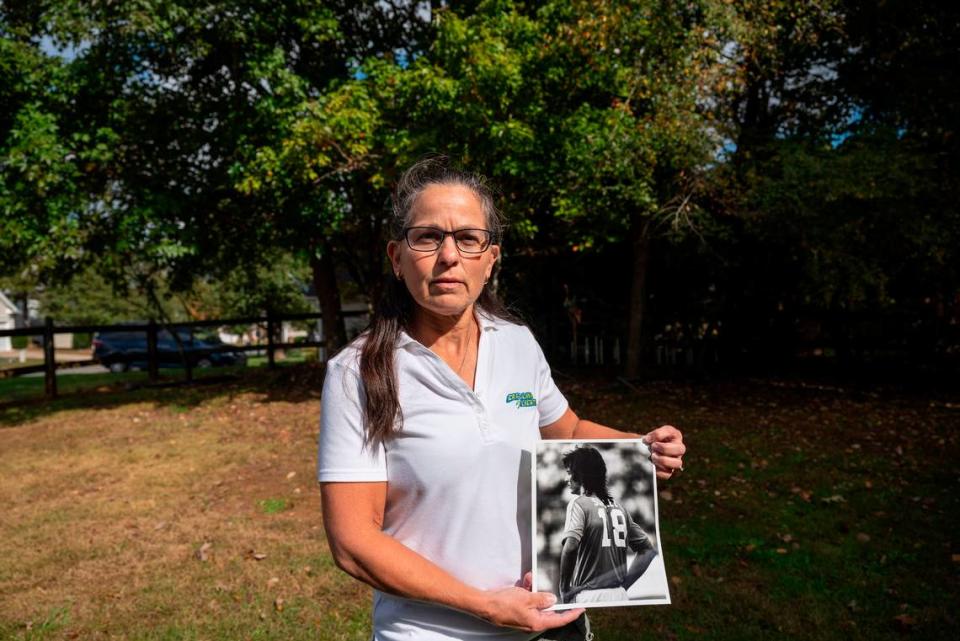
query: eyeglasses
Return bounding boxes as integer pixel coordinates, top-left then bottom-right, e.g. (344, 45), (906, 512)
(402, 226), (495, 254)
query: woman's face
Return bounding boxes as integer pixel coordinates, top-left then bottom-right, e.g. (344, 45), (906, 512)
(387, 183), (500, 320)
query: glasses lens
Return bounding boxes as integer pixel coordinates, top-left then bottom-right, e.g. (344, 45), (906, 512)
(407, 227), (443, 251)
(454, 229), (491, 253)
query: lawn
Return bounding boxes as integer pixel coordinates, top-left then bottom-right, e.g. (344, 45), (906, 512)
(0, 365), (956, 640)
(0, 350), (314, 407)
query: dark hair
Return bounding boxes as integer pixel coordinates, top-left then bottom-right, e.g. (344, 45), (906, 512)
(358, 156), (518, 449)
(563, 446), (613, 503)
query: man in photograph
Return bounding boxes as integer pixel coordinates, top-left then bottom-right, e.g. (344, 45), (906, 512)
(559, 445), (659, 604)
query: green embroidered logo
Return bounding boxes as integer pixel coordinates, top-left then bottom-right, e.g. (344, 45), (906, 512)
(505, 392), (537, 408)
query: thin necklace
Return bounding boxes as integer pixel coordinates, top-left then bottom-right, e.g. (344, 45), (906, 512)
(455, 320), (474, 378)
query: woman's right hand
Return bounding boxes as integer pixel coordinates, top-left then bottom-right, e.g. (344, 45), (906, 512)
(478, 575), (584, 633)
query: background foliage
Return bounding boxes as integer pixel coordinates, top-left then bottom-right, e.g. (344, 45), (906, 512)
(1, 0), (957, 377)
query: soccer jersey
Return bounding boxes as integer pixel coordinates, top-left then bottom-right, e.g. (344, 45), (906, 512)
(563, 495), (650, 592)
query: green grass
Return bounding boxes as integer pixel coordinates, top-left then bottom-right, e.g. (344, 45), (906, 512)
(0, 370), (152, 404)
(258, 498), (291, 514)
(0, 354), (315, 406)
(247, 348), (314, 368)
(0, 606), (70, 641)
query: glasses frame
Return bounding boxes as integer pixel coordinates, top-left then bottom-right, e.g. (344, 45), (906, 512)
(402, 226), (496, 254)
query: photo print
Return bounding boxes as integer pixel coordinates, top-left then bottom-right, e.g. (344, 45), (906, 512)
(533, 439), (671, 610)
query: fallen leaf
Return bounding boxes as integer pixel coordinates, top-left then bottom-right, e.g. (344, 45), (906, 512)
(891, 614), (916, 631)
(195, 541), (212, 562)
(660, 490), (673, 502)
(267, 577), (280, 588)
(857, 533), (871, 543)
(274, 597), (284, 612)
(821, 495), (846, 504)
(286, 471), (296, 480)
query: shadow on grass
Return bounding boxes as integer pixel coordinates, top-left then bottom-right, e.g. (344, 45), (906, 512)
(0, 362), (326, 428)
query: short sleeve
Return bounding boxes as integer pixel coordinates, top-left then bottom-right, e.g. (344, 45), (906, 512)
(625, 509), (652, 550)
(317, 361), (387, 482)
(562, 498), (585, 543)
(531, 332), (569, 427)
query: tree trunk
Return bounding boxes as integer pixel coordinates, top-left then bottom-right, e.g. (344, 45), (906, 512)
(625, 216), (652, 378)
(310, 248), (347, 354)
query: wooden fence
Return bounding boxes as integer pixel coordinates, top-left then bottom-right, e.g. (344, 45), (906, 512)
(0, 310), (367, 399)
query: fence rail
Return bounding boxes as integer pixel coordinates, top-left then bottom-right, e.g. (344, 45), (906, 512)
(0, 310), (368, 398)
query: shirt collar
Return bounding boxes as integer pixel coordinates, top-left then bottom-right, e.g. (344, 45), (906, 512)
(397, 308), (499, 349)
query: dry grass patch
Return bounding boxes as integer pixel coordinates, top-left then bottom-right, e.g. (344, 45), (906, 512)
(0, 383), (369, 640)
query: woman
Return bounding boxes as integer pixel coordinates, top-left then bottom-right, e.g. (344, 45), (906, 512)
(318, 157), (685, 640)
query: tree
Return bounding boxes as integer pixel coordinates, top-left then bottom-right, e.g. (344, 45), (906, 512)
(2, 1), (434, 352)
(709, 0), (960, 367)
(375, 1), (725, 374)
(0, 11), (118, 284)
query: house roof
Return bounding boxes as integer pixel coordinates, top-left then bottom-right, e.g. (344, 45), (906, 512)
(0, 291), (19, 315)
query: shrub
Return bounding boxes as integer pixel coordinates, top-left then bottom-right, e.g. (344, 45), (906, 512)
(73, 333), (92, 349)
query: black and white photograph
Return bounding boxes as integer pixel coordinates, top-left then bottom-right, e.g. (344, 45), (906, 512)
(533, 439), (671, 610)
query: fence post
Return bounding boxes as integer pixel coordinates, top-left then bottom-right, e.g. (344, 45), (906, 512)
(147, 319), (158, 382)
(43, 316), (57, 399)
(183, 328), (193, 383)
(266, 309), (276, 369)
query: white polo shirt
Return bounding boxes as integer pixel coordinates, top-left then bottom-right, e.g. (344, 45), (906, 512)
(317, 310), (569, 641)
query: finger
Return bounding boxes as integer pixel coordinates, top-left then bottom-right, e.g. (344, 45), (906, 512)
(534, 591), (559, 609)
(643, 425), (682, 444)
(651, 441), (686, 457)
(521, 572), (533, 591)
(534, 607), (584, 630)
(651, 453), (684, 472)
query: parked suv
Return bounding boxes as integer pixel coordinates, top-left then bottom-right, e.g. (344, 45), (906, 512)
(92, 328), (246, 372)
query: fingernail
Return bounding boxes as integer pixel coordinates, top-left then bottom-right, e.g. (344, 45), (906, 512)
(545, 594), (557, 606)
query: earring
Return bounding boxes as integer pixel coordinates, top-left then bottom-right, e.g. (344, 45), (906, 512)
(396, 271), (403, 280)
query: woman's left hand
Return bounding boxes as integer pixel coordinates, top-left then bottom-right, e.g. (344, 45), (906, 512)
(642, 425), (686, 480)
